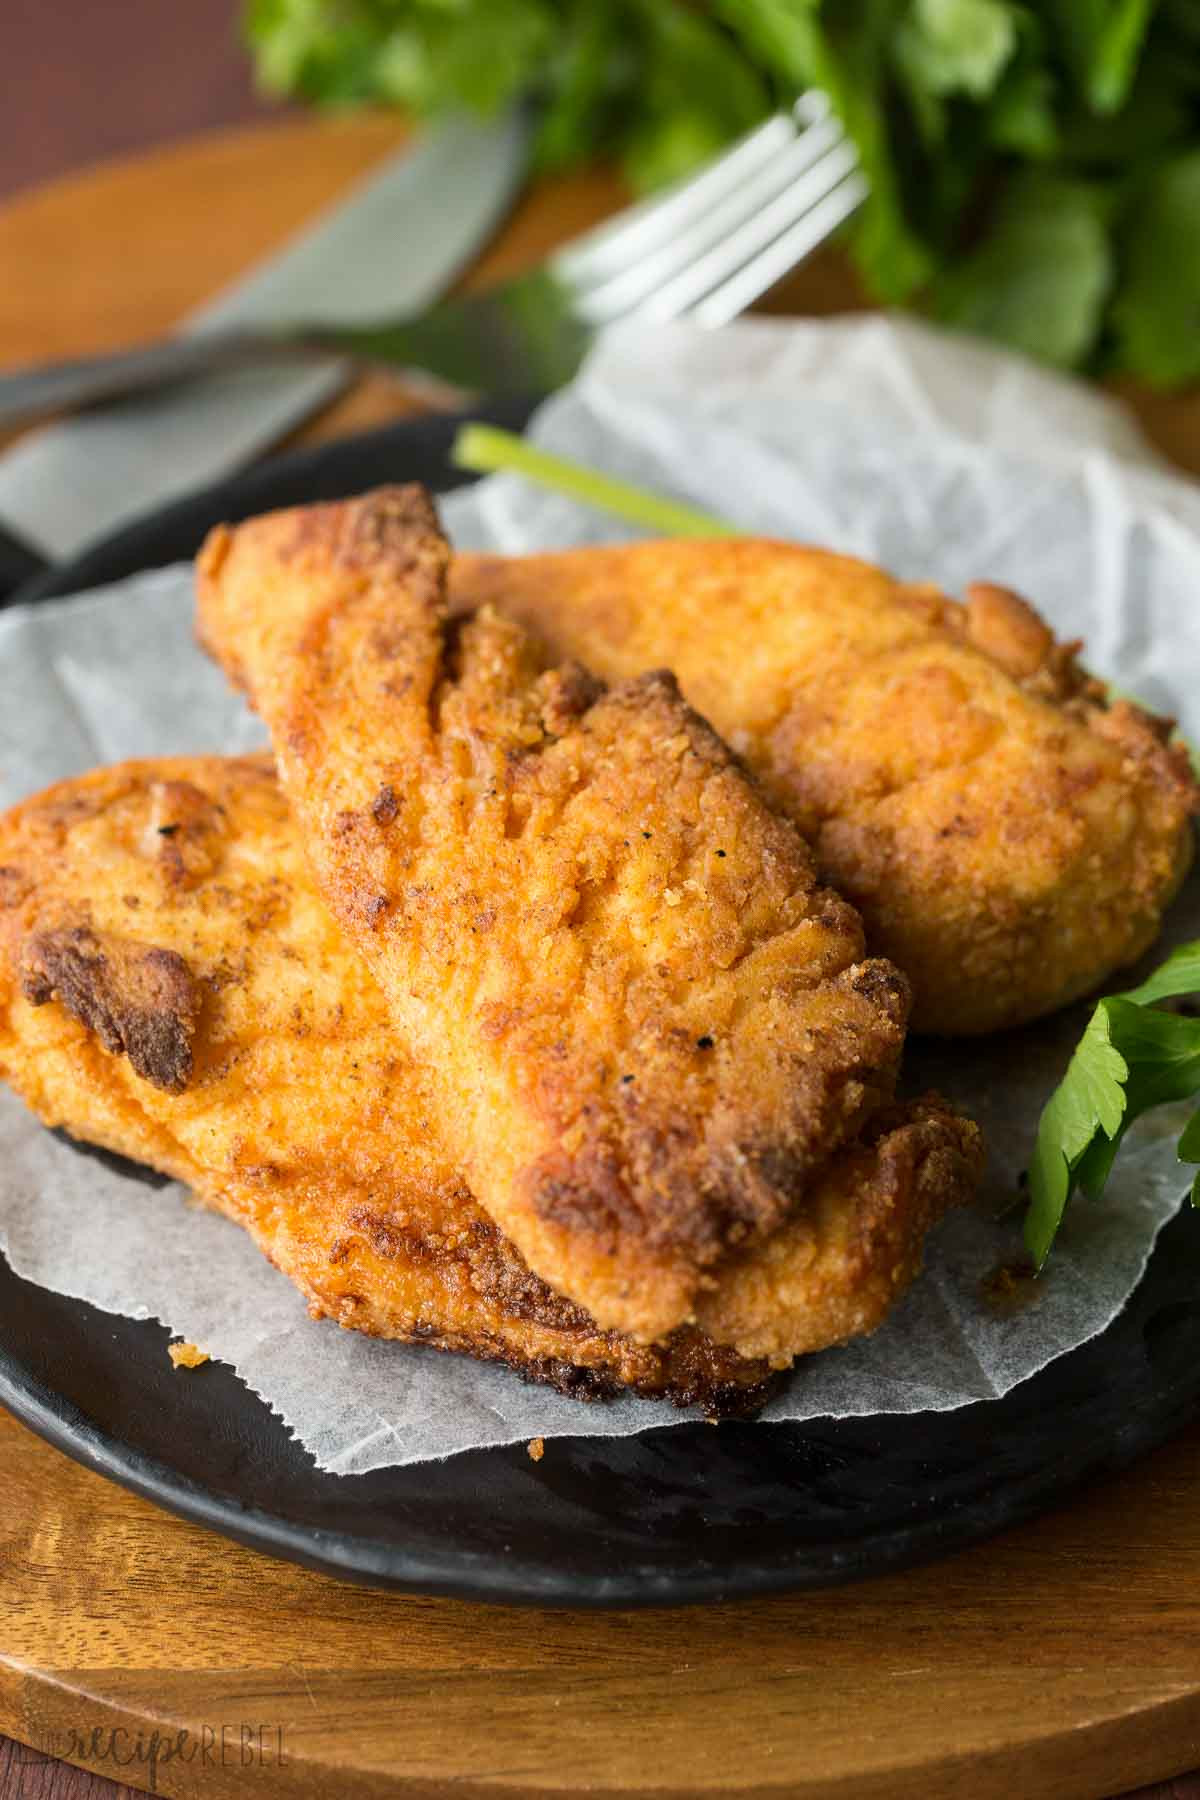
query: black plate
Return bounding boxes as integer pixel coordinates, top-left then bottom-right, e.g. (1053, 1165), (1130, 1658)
(2, 401), (1199, 1609)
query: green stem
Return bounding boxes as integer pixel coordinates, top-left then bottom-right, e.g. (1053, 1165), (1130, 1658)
(451, 424), (737, 539)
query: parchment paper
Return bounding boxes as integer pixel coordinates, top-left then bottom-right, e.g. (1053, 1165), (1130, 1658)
(2, 313), (1199, 1472)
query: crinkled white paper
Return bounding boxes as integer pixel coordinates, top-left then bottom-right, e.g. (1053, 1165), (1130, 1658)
(2, 314), (1199, 1472)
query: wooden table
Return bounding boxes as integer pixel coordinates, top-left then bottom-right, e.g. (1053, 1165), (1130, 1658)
(3, 115), (1200, 1800)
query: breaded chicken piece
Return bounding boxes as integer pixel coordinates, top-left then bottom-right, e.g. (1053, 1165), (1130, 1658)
(450, 545), (1198, 1035)
(0, 756), (763, 1406)
(196, 486), (968, 1344)
(0, 757), (981, 1387)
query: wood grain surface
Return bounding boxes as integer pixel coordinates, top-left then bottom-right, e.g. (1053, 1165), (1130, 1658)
(2, 113), (1200, 1800)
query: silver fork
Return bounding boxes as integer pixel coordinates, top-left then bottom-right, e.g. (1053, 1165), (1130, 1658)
(0, 94), (865, 431)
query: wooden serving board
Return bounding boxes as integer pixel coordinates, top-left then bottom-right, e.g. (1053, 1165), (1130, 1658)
(3, 115), (1200, 1800)
(6, 1399), (1200, 1800)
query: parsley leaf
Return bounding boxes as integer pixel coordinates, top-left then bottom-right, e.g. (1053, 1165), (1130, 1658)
(1025, 939), (1200, 1269)
(1116, 939), (1200, 1006)
(1111, 150), (1200, 388)
(1177, 1109), (1200, 1204)
(986, 50), (1059, 158)
(935, 173), (1114, 367)
(1025, 1005), (1128, 1267)
(893, 0), (1019, 101)
(622, 2), (769, 191)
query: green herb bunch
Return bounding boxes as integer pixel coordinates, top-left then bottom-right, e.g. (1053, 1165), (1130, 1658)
(245, 1), (1200, 385)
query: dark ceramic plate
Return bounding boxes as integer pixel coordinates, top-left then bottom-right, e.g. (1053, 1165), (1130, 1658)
(1, 401), (1198, 1609)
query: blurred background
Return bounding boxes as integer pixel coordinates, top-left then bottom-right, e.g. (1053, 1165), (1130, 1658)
(4, 3), (1200, 389)
(4, 0), (274, 200)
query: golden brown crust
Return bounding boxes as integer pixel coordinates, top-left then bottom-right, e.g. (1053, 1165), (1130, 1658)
(698, 1094), (983, 1362)
(0, 755), (770, 1410)
(0, 756), (978, 1390)
(450, 541), (1198, 1036)
(20, 923), (199, 1094)
(196, 489), (926, 1343)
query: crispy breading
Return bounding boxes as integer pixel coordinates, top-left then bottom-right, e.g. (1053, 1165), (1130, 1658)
(693, 1093), (978, 1360)
(19, 922), (199, 1093)
(450, 545), (1198, 1035)
(0, 756), (764, 1407)
(195, 487), (959, 1345)
(0, 757), (981, 1392)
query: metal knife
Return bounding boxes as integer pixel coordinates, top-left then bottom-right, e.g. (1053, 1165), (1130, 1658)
(0, 110), (529, 567)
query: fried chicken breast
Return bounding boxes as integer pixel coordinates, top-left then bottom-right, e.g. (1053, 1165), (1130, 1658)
(0, 757), (981, 1392)
(196, 486), (978, 1344)
(450, 543), (1198, 1035)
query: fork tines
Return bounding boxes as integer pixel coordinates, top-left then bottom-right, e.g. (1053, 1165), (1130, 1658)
(552, 93), (866, 330)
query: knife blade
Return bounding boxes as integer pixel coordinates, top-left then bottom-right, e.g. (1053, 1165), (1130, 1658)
(0, 110), (529, 564)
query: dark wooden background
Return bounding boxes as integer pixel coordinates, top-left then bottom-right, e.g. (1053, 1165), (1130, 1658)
(3, 6), (1200, 1799)
(4, 0), (274, 202)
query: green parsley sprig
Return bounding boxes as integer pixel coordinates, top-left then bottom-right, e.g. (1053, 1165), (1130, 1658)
(245, 0), (1200, 387)
(1026, 942), (1200, 1268)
